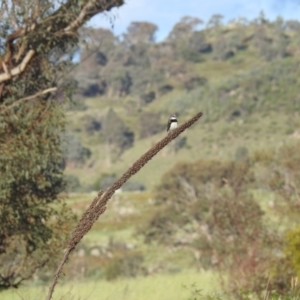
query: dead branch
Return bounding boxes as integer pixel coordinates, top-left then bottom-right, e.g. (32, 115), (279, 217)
(46, 112), (203, 300)
(0, 50), (35, 83)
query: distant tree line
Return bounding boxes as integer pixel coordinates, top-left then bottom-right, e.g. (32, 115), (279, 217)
(73, 13), (300, 100)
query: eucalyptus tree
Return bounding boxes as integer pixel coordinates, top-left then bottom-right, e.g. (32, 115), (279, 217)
(0, 0), (123, 289)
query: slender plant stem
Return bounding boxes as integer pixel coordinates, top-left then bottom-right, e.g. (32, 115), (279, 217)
(46, 112), (203, 300)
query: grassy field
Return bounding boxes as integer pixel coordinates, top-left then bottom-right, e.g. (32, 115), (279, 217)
(1, 270), (217, 300)
(67, 192), (154, 243)
(64, 192), (197, 270)
(1, 191), (219, 300)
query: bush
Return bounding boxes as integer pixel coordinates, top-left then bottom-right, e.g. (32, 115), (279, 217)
(212, 37), (235, 61)
(82, 116), (102, 134)
(140, 91), (156, 106)
(285, 227), (300, 278)
(103, 239), (146, 280)
(103, 109), (135, 155)
(138, 112), (164, 138)
(64, 175), (81, 193)
(140, 158), (281, 299)
(123, 181), (146, 192)
(105, 252), (145, 280)
(158, 84), (174, 95)
(62, 132), (92, 166)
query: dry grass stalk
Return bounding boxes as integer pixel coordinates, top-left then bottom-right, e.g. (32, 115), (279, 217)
(46, 112), (203, 300)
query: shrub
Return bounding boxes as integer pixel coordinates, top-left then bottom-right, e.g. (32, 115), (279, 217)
(64, 175), (81, 193)
(140, 158), (280, 299)
(285, 227), (300, 278)
(139, 91), (156, 106)
(82, 116), (102, 134)
(158, 84), (174, 95)
(103, 109), (135, 155)
(122, 180), (146, 192)
(62, 132), (92, 166)
(138, 112), (164, 138)
(105, 252), (145, 280)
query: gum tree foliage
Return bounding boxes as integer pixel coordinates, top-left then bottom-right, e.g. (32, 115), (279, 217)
(72, 12), (300, 104)
(103, 108), (134, 156)
(79, 22), (159, 98)
(123, 21), (158, 45)
(168, 16), (204, 62)
(207, 14), (224, 28)
(0, 0), (124, 289)
(77, 27), (117, 96)
(115, 22), (158, 97)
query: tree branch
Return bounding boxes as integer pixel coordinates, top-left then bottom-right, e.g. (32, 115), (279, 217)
(0, 0), (124, 85)
(62, 0), (124, 34)
(33, 0), (40, 19)
(0, 50), (35, 83)
(0, 87), (57, 113)
(0, 84), (4, 100)
(63, 0), (105, 33)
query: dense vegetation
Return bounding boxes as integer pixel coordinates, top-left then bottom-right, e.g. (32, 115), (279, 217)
(0, 0), (124, 290)
(140, 142), (300, 298)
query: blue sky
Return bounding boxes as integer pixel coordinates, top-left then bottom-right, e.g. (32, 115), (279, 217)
(88, 0), (300, 41)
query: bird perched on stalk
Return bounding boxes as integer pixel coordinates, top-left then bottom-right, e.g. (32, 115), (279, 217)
(167, 114), (178, 133)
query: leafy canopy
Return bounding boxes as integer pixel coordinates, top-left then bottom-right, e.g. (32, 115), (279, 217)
(0, 0), (124, 289)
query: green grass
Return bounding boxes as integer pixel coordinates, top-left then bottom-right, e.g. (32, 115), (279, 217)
(1, 191), (218, 299)
(195, 50), (263, 83)
(64, 192), (199, 271)
(1, 270), (217, 300)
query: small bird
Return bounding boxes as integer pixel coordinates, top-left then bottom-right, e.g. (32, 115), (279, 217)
(167, 114), (178, 133)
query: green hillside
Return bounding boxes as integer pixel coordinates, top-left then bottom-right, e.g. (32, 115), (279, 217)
(63, 14), (300, 191)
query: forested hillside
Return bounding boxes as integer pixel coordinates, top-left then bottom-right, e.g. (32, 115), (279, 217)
(63, 13), (300, 191)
